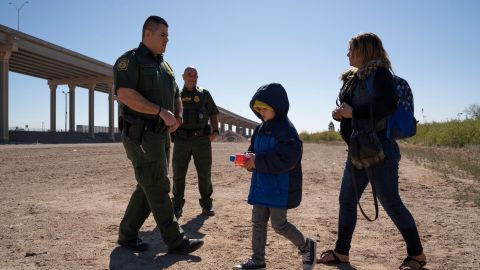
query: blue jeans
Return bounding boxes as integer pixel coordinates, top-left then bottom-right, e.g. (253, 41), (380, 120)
(335, 139), (423, 257)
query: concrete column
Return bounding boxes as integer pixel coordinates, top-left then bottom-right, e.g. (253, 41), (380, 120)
(0, 51), (11, 143)
(88, 84), (96, 138)
(0, 43), (17, 144)
(68, 84), (76, 132)
(49, 84), (57, 132)
(109, 86), (115, 141)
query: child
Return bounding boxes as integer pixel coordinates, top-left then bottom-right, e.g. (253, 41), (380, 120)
(233, 83), (316, 270)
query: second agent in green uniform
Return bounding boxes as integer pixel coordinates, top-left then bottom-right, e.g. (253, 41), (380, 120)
(172, 66), (220, 218)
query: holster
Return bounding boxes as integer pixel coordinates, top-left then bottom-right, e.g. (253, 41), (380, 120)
(122, 111), (166, 146)
(122, 113), (145, 145)
(119, 116), (124, 132)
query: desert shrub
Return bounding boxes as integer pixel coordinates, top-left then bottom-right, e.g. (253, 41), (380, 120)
(407, 118), (480, 147)
(299, 131), (342, 143)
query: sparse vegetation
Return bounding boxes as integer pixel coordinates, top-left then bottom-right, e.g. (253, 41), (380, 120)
(299, 131), (342, 143)
(401, 144), (480, 206)
(406, 118), (480, 147)
(400, 107), (480, 206)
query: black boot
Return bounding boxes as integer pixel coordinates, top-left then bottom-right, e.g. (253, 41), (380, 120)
(202, 207), (215, 216)
(168, 238), (204, 254)
(118, 238), (149, 252)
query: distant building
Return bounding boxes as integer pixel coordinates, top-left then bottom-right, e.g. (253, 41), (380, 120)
(328, 121), (335, 132)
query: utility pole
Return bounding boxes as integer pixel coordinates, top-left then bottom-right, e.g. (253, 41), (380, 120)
(8, 1), (29, 31)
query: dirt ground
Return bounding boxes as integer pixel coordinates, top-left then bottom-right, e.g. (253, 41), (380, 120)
(0, 142), (479, 270)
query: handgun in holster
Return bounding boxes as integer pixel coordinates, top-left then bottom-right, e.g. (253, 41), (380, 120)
(122, 113), (145, 146)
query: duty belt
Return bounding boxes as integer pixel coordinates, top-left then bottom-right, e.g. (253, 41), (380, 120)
(175, 127), (208, 139)
(120, 113), (166, 146)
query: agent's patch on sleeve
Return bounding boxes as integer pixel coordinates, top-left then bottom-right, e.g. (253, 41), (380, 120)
(117, 58), (129, 71)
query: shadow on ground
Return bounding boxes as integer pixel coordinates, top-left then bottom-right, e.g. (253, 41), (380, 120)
(109, 213), (210, 269)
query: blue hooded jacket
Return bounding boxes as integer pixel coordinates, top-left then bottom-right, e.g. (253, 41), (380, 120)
(247, 83), (303, 209)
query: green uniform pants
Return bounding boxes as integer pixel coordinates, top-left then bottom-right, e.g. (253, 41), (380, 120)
(172, 135), (213, 209)
(118, 131), (184, 249)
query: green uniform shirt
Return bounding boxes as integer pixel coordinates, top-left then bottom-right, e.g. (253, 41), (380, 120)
(180, 86), (219, 130)
(113, 42), (180, 119)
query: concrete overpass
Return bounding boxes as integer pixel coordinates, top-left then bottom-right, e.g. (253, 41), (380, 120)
(217, 106), (257, 137)
(0, 24), (258, 143)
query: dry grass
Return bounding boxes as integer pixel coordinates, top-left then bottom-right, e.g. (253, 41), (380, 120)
(400, 143), (480, 206)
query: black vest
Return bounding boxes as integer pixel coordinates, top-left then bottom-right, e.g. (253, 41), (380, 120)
(181, 88), (208, 130)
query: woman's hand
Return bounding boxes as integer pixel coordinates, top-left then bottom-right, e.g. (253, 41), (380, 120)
(336, 102), (353, 119)
(332, 107), (343, 120)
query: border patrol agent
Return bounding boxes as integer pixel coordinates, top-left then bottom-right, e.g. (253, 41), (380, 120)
(172, 66), (220, 219)
(114, 16), (203, 254)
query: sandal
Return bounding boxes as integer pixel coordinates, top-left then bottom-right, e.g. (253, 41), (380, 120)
(317, 250), (349, 265)
(399, 256), (426, 270)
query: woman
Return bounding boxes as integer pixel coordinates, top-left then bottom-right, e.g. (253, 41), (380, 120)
(318, 33), (427, 270)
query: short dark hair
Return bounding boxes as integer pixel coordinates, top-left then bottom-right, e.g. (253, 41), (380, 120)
(142, 16), (168, 40)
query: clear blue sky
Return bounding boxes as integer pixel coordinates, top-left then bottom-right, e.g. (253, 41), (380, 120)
(1, 0), (479, 132)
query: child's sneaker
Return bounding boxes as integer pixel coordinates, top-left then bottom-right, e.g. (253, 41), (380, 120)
(299, 238), (316, 270)
(233, 258), (266, 269)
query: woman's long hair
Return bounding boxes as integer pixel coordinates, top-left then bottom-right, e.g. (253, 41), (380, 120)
(338, 33), (393, 103)
(349, 33), (392, 70)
